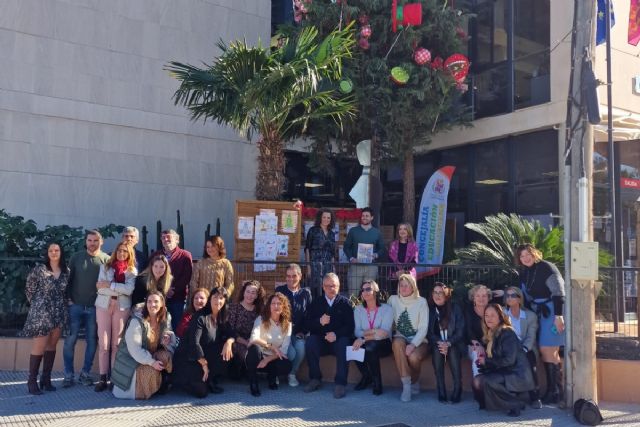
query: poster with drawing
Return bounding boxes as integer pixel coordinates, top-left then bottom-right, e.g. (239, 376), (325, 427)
(357, 243), (374, 264)
(255, 214), (278, 237)
(237, 217), (254, 239)
(277, 235), (289, 256)
(281, 210), (298, 234)
(254, 236), (277, 271)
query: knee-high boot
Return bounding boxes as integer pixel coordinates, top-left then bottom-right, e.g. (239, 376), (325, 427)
(28, 355), (43, 395)
(40, 350), (56, 391)
(541, 363), (559, 404)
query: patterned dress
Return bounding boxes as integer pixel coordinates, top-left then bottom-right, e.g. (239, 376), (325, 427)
(305, 225), (336, 290)
(21, 264), (69, 337)
(227, 302), (259, 359)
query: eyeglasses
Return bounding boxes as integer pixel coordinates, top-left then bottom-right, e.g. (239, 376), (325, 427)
(506, 293), (520, 299)
(433, 290), (446, 296)
(361, 287), (374, 293)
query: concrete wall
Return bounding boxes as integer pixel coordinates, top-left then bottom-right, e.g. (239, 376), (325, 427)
(0, 0), (270, 255)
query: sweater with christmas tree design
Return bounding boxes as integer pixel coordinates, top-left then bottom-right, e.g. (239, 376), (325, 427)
(388, 295), (430, 347)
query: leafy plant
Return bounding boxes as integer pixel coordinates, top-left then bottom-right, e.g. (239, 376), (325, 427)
(0, 209), (124, 313)
(166, 24), (356, 200)
(453, 213), (613, 290)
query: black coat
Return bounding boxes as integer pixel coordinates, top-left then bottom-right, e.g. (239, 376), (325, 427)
(481, 327), (534, 393)
(172, 311), (236, 385)
(304, 295), (354, 339)
(428, 302), (466, 355)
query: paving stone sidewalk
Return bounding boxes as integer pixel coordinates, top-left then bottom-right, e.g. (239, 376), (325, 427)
(1, 371), (639, 427)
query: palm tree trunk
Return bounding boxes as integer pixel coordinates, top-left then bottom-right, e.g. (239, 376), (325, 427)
(255, 132), (285, 201)
(402, 149), (415, 224)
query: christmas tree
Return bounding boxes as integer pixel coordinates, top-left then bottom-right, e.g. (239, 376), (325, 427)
(286, 0), (472, 221)
(396, 308), (418, 338)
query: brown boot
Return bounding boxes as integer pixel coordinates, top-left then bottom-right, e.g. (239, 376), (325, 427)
(28, 355), (43, 395)
(40, 351), (57, 391)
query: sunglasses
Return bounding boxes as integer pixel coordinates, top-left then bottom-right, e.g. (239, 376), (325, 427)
(361, 287), (374, 293)
(506, 293), (520, 299)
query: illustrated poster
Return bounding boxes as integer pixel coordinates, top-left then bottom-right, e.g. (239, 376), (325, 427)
(281, 210), (298, 233)
(237, 216), (254, 239)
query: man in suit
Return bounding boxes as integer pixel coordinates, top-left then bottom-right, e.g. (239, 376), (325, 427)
(303, 273), (354, 399)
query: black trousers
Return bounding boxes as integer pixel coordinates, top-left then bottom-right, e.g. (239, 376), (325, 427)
(431, 344), (462, 396)
(246, 345), (292, 382)
(355, 339), (392, 379)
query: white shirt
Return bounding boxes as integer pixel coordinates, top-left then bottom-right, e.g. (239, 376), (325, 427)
(506, 308), (526, 340)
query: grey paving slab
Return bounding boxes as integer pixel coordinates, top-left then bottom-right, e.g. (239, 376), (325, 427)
(1, 371), (639, 427)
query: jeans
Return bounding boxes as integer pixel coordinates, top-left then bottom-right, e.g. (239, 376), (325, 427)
(166, 300), (185, 331)
(305, 334), (350, 385)
(286, 335), (306, 376)
(63, 304), (97, 376)
(432, 344), (462, 398)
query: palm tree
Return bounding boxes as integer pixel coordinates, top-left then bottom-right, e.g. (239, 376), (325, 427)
(166, 25), (356, 200)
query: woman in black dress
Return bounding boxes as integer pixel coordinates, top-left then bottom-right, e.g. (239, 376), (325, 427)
(172, 287), (236, 397)
(21, 242), (69, 395)
(304, 209), (336, 298)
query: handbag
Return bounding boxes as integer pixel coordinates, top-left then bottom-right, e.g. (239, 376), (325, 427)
(573, 398), (603, 426)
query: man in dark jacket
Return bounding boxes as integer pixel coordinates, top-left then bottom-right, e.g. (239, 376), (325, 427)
(303, 273), (354, 399)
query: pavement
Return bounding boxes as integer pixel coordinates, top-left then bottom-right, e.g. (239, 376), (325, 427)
(1, 371), (639, 427)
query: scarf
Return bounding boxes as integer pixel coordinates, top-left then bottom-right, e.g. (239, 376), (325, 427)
(112, 260), (128, 284)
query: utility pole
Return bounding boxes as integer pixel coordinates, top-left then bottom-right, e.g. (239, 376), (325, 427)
(563, 0), (598, 405)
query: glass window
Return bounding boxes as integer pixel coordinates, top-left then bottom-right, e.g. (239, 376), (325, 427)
(474, 139), (508, 184)
(514, 0), (550, 108)
(513, 129), (558, 185)
(516, 185), (558, 215)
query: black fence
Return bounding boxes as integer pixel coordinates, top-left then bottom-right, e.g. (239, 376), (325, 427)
(2, 257), (639, 351)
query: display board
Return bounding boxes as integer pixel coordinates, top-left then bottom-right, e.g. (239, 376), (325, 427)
(234, 200), (302, 293)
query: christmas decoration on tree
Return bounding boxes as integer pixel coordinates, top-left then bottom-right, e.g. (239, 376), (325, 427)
(413, 47), (431, 65)
(396, 308), (418, 338)
(444, 53), (470, 83)
(392, 0), (423, 32)
(288, 0), (472, 221)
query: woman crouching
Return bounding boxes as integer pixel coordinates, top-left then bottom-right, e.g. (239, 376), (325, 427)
(246, 293), (292, 396)
(111, 291), (175, 399)
(472, 304), (534, 416)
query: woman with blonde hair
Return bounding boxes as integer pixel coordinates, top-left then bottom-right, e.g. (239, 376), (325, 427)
(132, 255), (173, 306)
(472, 304), (534, 416)
(111, 291), (176, 399)
(465, 284), (493, 359)
(388, 274), (429, 402)
(388, 223), (418, 279)
(94, 242), (137, 392)
(246, 292), (292, 396)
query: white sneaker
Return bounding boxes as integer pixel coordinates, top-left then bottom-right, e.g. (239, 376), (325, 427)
(288, 374), (299, 387)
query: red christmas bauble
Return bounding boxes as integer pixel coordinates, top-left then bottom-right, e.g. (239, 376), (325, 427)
(360, 25), (372, 38)
(358, 37), (370, 50)
(413, 48), (431, 66)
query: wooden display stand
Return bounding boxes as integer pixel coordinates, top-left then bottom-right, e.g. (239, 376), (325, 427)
(234, 200), (302, 294)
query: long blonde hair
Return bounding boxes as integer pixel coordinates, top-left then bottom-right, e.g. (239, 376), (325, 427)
(141, 255), (173, 296)
(481, 303), (513, 358)
(105, 242), (136, 272)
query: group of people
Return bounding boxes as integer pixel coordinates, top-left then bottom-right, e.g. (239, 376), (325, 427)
(20, 211), (565, 418)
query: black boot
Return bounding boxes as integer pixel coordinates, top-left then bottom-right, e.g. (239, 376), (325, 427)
(28, 355), (43, 395)
(94, 374), (108, 392)
(267, 373), (278, 390)
(450, 385), (462, 404)
(435, 371), (448, 403)
(40, 350), (57, 391)
(371, 374), (383, 395)
(555, 364), (565, 407)
(157, 371), (171, 395)
(355, 373), (372, 391)
(208, 377), (224, 394)
(249, 379), (261, 396)
(541, 363), (559, 404)
(472, 386), (485, 410)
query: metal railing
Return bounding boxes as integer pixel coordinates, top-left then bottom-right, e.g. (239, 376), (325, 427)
(2, 257), (639, 355)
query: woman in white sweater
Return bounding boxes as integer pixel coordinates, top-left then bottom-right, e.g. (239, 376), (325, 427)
(388, 273), (430, 402)
(246, 292), (292, 396)
(94, 242), (137, 392)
